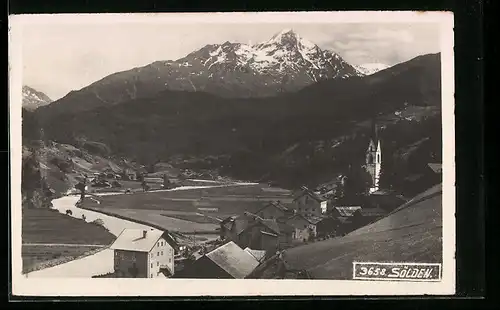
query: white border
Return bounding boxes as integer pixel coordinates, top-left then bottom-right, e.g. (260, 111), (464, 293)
(352, 262), (442, 282)
(9, 11), (455, 296)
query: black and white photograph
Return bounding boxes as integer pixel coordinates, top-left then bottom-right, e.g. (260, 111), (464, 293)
(10, 12), (455, 296)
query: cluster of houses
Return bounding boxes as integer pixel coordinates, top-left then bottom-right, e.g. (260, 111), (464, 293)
(217, 186), (394, 253)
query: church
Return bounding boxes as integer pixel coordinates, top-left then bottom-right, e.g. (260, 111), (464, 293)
(364, 121), (382, 194)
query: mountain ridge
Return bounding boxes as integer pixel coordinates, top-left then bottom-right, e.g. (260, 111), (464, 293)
(34, 53), (442, 193)
(37, 29), (362, 117)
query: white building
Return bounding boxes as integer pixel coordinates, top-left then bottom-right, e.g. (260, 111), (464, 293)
(110, 228), (175, 278)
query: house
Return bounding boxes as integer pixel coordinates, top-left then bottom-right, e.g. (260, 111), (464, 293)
(110, 228), (175, 278)
(124, 168), (138, 181)
(315, 216), (339, 238)
(286, 214), (317, 242)
(334, 216), (355, 236)
(292, 186), (328, 216)
(352, 207), (388, 226)
(255, 201), (294, 222)
(176, 241), (259, 279)
(220, 212), (293, 251)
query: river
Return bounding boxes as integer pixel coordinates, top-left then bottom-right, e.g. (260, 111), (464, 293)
(25, 183), (254, 278)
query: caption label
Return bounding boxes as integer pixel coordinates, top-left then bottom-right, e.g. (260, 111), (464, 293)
(352, 262), (441, 281)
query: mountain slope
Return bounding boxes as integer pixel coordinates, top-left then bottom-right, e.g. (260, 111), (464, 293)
(34, 53), (442, 193)
(22, 86), (52, 111)
(266, 184), (442, 279)
(37, 29), (361, 117)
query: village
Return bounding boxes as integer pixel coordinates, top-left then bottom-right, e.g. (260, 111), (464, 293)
(76, 125), (442, 280)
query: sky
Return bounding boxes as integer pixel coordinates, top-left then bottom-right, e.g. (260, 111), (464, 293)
(19, 16), (441, 100)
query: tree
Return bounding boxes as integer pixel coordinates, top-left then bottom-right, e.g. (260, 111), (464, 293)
(75, 178), (87, 201)
(343, 165), (372, 198)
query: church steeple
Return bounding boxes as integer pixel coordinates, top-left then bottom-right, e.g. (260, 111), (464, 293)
(365, 118), (382, 193)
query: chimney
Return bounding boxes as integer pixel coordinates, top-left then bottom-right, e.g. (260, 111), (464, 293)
(143, 230), (147, 238)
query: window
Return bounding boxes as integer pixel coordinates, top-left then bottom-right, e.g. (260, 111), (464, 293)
(161, 251), (163, 256)
(157, 243), (160, 248)
(169, 258), (171, 263)
(151, 263), (153, 268)
(157, 252), (159, 257)
(151, 274), (153, 278)
(157, 261), (159, 266)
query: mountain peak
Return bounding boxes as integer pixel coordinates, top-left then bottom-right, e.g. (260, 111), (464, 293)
(22, 85), (52, 111)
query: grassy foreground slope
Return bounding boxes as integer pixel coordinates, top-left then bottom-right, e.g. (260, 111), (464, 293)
(282, 184), (443, 279)
(22, 208), (116, 273)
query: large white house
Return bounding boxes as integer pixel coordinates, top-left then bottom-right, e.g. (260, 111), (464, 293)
(110, 228), (175, 278)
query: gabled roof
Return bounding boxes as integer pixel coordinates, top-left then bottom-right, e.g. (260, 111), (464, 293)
(334, 206), (362, 217)
(244, 248), (267, 262)
(110, 228), (166, 252)
(428, 163), (442, 174)
(293, 186), (326, 203)
(304, 216), (326, 225)
(256, 201), (290, 215)
(205, 241), (259, 279)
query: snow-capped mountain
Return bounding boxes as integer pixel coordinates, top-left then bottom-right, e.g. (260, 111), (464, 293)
(41, 29), (362, 116)
(354, 63), (390, 76)
(22, 85), (52, 110)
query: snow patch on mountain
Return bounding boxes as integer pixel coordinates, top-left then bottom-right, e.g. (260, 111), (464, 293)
(354, 63), (390, 75)
(22, 85), (52, 110)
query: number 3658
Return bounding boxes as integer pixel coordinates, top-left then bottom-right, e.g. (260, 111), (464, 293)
(359, 266), (387, 276)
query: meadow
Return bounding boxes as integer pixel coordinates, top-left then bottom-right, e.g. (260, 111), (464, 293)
(81, 183), (295, 235)
(22, 208), (116, 273)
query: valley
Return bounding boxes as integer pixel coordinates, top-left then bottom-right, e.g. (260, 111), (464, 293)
(19, 27), (444, 280)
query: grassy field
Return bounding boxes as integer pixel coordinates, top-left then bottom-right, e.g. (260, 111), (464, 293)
(22, 208), (116, 273)
(281, 184), (443, 280)
(83, 206), (220, 234)
(161, 213), (221, 224)
(22, 208), (116, 245)
(80, 183), (293, 236)
(22, 244), (103, 274)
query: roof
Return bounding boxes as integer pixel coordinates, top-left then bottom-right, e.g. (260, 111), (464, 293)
(279, 184), (443, 279)
(334, 206), (362, 217)
(256, 201), (290, 214)
(205, 241), (259, 278)
(428, 163), (443, 174)
(304, 216), (326, 225)
(293, 187), (326, 203)
(261, 219), (281, 234)
(359, 207), (387, 217)
(244, 248), (267, 262)
(260, 230), (278, 237)
(110, 228), (166, 252)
